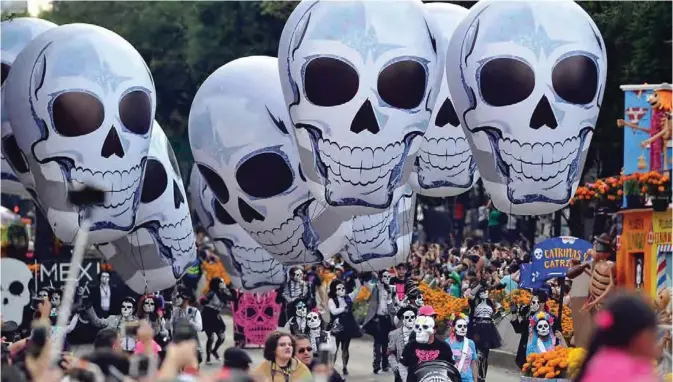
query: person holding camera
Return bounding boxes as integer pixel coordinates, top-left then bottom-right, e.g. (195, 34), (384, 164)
(294, 335), (344, 382)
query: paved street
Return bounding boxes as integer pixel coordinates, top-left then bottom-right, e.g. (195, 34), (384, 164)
(73, 314), (521, 381)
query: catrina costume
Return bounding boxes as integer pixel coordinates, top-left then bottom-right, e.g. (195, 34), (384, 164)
(327, 278), (361, 376)
(468, 285), (501, 382)
(526, 312), (562, 357)
(200, 277), (231, 363)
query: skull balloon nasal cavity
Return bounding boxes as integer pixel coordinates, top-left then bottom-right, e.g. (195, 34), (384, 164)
(350, 100), (380, 134)
(102, 127), (125, 158)
(530, 95), (558, 129)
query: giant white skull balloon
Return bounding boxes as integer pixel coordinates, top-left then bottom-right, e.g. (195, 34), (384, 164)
(97, 123), (193, 294)
(188, 165), (286, 292)
(409, 4), (479, 197)
(1, 18), (56, 199)
(278, 0), (442, 215)
(340, 186), (416, 272)
(189, 56), (347, 265)
(446, 0), (606, 215)
(0, 258), (32, 326)
(5, 24), (155, 243)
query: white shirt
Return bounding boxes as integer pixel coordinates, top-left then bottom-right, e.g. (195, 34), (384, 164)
(100, 286), (111, 312)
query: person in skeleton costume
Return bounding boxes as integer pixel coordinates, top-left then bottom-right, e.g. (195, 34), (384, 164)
(468, 284), (501, 382)
(86, 297), (139, 353)
(363, 271), (395, 373)
(89, 271), (119, 319)
(525, 312), (567, 357)
(327, 278), (361, 375)
(137, 294), (169, 350)
(387, 307), (417, 382)
(170, 287), (203, 363)
(510, 289), (554, 368)
(282, 266), (312, 325)
(200, 277), (231, 363)
(401, 306), (455, 382)
(305, 309), (336, 358)
(446, 313), (478, 382)
(403, 279), (425, 311)
(285, 299), (310, 337)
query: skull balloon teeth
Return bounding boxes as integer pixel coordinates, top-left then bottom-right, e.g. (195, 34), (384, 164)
(477, 126), (593, 204)
(345, 198), (399, 262)
(301, 125), (420, 208)
(219, 238), (286, 289)
(416, 136), (477, 188)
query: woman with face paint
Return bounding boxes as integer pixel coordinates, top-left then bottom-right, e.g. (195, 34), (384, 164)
(200, 277), (231, 363)
(468, 282), (501, 382)
(85, 296), (139, 353)
(284, 299), (310, 337)
(446, 314), (478, 382)
(510, 289), (555, 368)
(525, 311), (566, 357)
(327, 277), (362, 376)
(137, 294), (169, 352)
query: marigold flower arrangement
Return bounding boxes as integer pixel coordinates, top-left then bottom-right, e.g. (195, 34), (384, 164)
(201, 258), (230, 295)
(502, 290), (574, 338)
(571, 170), (671, 205)
(356, 286), (371, 302)
(640, 170), (671, 197)
(419, 283), (469, 322)
(522, 347), (571, 379)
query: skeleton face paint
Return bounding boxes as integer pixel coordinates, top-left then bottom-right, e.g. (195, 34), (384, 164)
(402, 310), (416, 330)
(100, 272), (110, 286)
(174, 296), (184, 307)
(454, 318), (468, 337)
(336, 284), (346, 297)
(5, 24), (156, 243)
(414, 315), (435, 344)
(143, 298), (155, 314)
(530, 296), (540, 313)
(51, 293), (61, 307)
(381, 271), (391, 285)
(295, 302), (308, 318)
(445, 0), (607, 215)
(536, 319), (550, 337)
(38, 289), (49, 300)
(121, 302), (134, 318)
(293, 269), (304, 282)
(189, 56), (347, 266)
(478, 290), (488, 300)
(307, 311), (321, 329)
(278, 0), (442, 214)
(415, 294), (424, 307)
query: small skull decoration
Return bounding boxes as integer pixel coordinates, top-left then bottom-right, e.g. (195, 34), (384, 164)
(0, 258), (33, 326)
(307, 311), (322, 330)
(233, 292), (281, 346)
(340, 186), (416, 272)
(409, 3), (479, 197)
(5, 24), (155, 244)
(413, 315), (435, 344)
(445, 0), (607, 215)
(188, 165), (286, 293)
(189, 56), (347, 266)
(1, 18), (57, 199)
(278, 0), (442, 215)
(97, 124), (194, 294)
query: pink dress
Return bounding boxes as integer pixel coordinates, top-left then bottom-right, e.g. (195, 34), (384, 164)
(581, 348), (658, 382)
(134, 340), (162, 355)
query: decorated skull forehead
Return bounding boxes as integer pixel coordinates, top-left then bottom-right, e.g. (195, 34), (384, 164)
(189, 55), (347, 266)
(1, 18), (57, 199)
(1, 258), (33, 326)
(409, 4), (479, 198)
(340, 186), (415, 272)
(446, 0), (606, 215)
(188, 165), (286, 293)
(96, 124), (192, 294)
(5, 23), (156, 243)
(531, 311), (554, 337)
(278, 0), (442, 215)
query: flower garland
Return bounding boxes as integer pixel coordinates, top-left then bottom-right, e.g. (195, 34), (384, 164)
(522, 347), (571, 379)
(201, 259), (230, 295)
(502, 289), (574, 338)
(571, 170), (671, 206)
(419, 283), (469, 322)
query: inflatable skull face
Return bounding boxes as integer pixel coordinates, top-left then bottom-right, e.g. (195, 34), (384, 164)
(189, 56), (347, 265)
(0, 258), (33, 325)
(446, 0), (606, 215)
(6, 24), (155, 243)
(278, 0), (442, 214)
(341, 186), (416, 272)
(97, 124), (193, 294)
(1, 18), (57, 199)
(409, 4), (478, 197)
(188, 165), (286, 292)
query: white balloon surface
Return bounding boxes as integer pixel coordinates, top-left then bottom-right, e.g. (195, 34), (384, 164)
(445, 0), (606, 215)
(409, 3), (478, 197)
(1, 18), (57, 199)
(278, 0), (443, 216)
(6, 23), (155, 243)
(189, 166), (285, 292)
(189, 56), (347, 266)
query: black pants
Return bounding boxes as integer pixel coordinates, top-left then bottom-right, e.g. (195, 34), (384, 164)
(371, 317), (391, 370)
(477, 347), (490, 382)
(334, 336), (351, 368)
(394, 370), (403, 382)
(205, 331), (225, 361)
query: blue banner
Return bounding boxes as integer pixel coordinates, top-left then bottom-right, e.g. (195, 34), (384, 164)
(531, 236), (593, 283)
(518, 263), (542, 289)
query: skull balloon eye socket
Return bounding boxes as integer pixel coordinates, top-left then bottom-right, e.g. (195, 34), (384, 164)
(52, 91), (105, 137)
(377, 60), (427, 110)
(140, 158), (167, 204)
(119, 90), (152, 135)
(304, 57), (359, 107)
(166, 142), (181, 178)
(1, 63), (9, 86)
(552, 55), (598, 105)
(8, 281), (23, 295)
(2, 135), (29, 174)
(198, 164), (229, 204)
(213, 200), (236, 225)
(238, 198), (265, 223)
(479, 58), (535, 107)
(236, 152), (293, 198)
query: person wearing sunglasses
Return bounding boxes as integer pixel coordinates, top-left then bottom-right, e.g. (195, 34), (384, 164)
(252, 331), (311, 382)
(294, 335), (344, 382)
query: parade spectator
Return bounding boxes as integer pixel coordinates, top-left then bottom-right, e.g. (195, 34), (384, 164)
(294, 335), (344, 382)
(499, 264), (520, 294)
(253, 331), (312, 382)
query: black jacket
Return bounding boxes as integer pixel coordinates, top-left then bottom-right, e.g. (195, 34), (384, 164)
(309, 360), (345, 382)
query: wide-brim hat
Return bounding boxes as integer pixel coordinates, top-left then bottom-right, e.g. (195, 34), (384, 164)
(594, 233), (614, 247)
